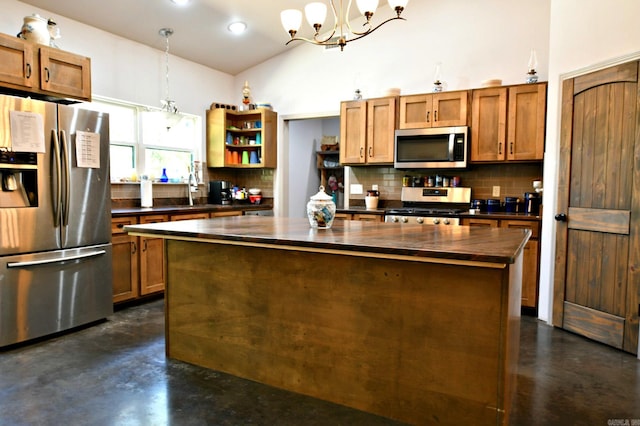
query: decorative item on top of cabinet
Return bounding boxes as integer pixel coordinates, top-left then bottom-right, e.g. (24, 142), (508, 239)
(340, 96), (398, 165)
(207, 106), (277, 168)
(470, 82), (546, 162)
(460, 217), (540, 311)
(0, 32), (91, 101)
(399, 90), (469, 129)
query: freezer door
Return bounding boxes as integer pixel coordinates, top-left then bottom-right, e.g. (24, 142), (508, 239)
(0, 243), (113, 347)
(57, 105), (111, 248)
(0, 95), (59, 256)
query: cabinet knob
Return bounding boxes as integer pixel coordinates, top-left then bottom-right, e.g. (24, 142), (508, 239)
(434, 110), (438, 122)
(498, 142), (503, 155)
(554, 213), (567, 222)
(26, 63), (31, 79)
(426, 111), (430, 123)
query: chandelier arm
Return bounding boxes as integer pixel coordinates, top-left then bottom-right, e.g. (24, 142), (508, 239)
(285, 31), (341, 47)
(347, 16), (405, 38)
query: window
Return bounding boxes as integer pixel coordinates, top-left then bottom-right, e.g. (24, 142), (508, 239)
(88, 96), (201, 182)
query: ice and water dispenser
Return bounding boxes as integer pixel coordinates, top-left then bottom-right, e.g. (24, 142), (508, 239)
(0, 151), (38, 208)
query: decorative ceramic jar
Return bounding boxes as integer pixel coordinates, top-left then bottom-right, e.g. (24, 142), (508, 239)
(19, 14), (50, 45)
(307, 186), (336, 229)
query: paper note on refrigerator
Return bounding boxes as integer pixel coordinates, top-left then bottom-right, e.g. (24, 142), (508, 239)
(75, 131), (101, 168)
(9, 111), (45, 153)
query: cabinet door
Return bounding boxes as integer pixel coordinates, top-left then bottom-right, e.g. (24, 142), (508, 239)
(340, 101), (367, 164)
(470, 87), (507, 162)
(432, 91), (469, 127)
(170, 212), (210, 221)
(501, 219), (540, 309)
(399, 94), (432, 129)
(139, 215), (168, 296)
(0, 33), (34, 89)
(366, 97), (396, 164)
(39, 46), (91, 100)
(111, 217), (139, 303)
(507, 83), (546, 161)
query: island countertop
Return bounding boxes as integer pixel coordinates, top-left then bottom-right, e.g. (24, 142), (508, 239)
(124, 215), (530, 265)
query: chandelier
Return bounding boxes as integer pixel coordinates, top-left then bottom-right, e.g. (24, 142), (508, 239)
(158, 27), (182, 130)
(281, 0), (409, 51)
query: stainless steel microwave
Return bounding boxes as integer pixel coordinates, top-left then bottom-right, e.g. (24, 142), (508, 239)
(394, 126), (468, 169)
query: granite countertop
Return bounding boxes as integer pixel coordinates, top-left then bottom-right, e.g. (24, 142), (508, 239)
(112, 203), (273, 217)
(124, 216), (531, 264)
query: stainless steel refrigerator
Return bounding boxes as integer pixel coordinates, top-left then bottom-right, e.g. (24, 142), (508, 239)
(0, 94), (112, 347)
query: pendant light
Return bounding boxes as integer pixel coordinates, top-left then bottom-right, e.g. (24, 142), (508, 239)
(158, 28), (182, 130)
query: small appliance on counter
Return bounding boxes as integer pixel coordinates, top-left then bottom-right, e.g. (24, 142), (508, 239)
(208, 180), (232, 205)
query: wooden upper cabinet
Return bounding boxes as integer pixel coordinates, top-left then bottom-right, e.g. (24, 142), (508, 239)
(340, 100), (367, 164)
(39, 46), (91, 101)
(340, 97), (397, 165)
(0, 33), (34, 89)
(471, 82), (546, 163)
(506, 83), (546, 161)
(470, 87), (508, 162)
(0, 32), (91, 101)
(399, 90), (469, 129)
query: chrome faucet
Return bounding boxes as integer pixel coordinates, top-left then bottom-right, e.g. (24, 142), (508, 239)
(187, 168), (196, 206)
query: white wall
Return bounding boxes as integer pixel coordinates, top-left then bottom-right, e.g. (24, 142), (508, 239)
(537, 0), (640, 323)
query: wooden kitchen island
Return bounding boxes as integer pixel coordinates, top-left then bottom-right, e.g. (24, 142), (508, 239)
(125, 216), (530, 425)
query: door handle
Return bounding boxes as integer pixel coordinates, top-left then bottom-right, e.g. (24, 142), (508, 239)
(555, 213), (567, 222)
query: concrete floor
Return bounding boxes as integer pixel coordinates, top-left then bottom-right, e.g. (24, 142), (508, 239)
(1, 298), (639, 425)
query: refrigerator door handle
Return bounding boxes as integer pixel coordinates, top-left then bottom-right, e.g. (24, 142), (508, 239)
(7, 249), (107, 268)
(60, 129), (71, 228)
(51, 128), (62, 228)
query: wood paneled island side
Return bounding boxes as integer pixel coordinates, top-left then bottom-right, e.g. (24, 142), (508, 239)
(125, 216), (530, 425)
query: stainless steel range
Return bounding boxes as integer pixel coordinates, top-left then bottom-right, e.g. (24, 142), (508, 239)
(385, 187), (471, 226)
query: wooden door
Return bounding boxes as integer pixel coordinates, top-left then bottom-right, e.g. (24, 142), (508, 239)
(366, 97), (396, 164)
(470, 87), (507, 162)
(340, 100), (366, 164)
(111, 217), (139, 303)
(554, 61), (640, 354)
(507, 83), (546, 161)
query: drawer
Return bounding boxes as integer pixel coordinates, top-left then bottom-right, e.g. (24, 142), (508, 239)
(140, 214), (169, 224)
(111, 217), (137, 234)
(500, 220), (540, 239)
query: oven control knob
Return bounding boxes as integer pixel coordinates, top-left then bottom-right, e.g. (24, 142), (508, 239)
(401, 216), (409, 223)
(443, 218), (450, 225)
(416, 217), (424, 224)
(390, 216), (399, 223)
(432, 218), (440, 225)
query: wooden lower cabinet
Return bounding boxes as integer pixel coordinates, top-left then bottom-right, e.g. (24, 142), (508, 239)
(112, 211), (251, 303)
(461, 217), (540, 310)
(111, 217), (139, 303)
(139, 215), (169, 296)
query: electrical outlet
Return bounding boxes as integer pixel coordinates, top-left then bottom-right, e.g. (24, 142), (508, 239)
(350, 184), (363, 195)
(492, 186), (501, 197)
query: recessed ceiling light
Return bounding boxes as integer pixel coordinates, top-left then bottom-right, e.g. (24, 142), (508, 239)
(170, 0), (189, 5)
(228, 21), (247, 35)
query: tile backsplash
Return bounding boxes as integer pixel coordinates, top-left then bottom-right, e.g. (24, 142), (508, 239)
(348, 163), (544, 203)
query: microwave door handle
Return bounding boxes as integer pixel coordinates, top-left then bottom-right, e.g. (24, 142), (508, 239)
(448, 134), (455, 161)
